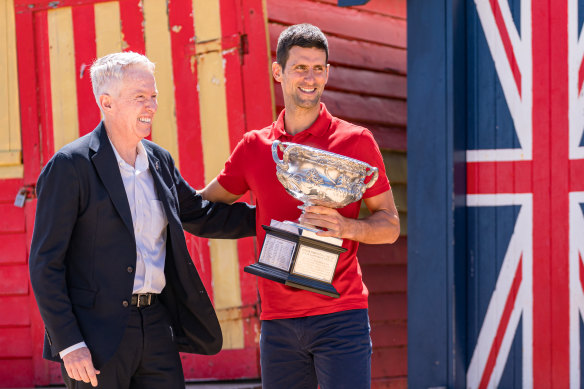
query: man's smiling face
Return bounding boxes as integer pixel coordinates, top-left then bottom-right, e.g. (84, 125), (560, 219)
(275, 46), (329, 111)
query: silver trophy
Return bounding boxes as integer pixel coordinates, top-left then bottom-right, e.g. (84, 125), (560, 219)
(244, 140), (378, 298)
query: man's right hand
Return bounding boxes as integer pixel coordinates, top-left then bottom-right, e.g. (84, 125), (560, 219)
(62, 347), (100, 387)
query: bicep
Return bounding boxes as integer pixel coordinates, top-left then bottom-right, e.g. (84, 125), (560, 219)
(200, 178), (242, 204)
(363, 190), (398, 216)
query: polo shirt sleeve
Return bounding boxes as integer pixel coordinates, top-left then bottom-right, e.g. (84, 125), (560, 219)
(217, 135), (250, 196)
(355, 129), (391, 199)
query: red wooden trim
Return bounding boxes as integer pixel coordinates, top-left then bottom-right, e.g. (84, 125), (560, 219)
(34, 10), (55, 165)
(182, 348), (260, 379)
(72, 4), (100, 136)
(370, 377), (408, 389)
(478, 257), (522, 389)
(0, 296), (30, 326)
(241, 0), (275, 131)
(466, 160), (533, 194)
(15, 11), (42, 184)
(370, 322), (407, 347)
(327, 67), (407, 99)
(0, 179), (22, 201)
(0, 327), (33, 358)
(0, 204), (25, 233)
(316, 0), (406, 19)
(358, 239), (407, 265)
(0, 234), (26, 265)
(366, 125), (407, 151)
(362, 264), (407, 293)
(369, 294), (406, 321)
(371, 346), (407, 377)
(0, 264), (29, 295)
(14, 0), (114, 11)
(168, 0), (203, 185)
(119, 0), (145, 54)
(0, 358), (34, 387)
(489, 0), (521, 96)
(269, 23), (407, 74)
(268, 0), (406, 48)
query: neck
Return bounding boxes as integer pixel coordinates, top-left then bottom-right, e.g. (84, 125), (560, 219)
(104, 120), (140, 167)
(283, 103), (320, 136)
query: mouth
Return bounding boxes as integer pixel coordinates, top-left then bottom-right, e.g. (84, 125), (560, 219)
(138, 117), (152, 124)
(299, 87), (317, 94)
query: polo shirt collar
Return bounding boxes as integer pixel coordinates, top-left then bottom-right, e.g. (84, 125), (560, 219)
(271, 103), (333, 140)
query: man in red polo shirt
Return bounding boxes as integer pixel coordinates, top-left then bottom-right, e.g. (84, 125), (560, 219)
(201, 23), (400, 388)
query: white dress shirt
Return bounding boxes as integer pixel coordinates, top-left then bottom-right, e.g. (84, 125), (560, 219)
(60, 139), (168, 358)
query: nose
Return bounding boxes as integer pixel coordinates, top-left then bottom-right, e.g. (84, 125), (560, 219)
(146, 96), (158, 113)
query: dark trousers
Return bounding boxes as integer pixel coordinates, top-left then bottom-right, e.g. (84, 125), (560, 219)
(260, 309), (372, 389)
(61, 300), (184, 389)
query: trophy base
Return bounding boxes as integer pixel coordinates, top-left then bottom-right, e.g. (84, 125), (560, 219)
(244, 263), (340, 298)
(243, 222), (347, 298)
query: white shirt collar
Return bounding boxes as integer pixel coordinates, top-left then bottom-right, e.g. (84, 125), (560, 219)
(108, 138), (149, 173)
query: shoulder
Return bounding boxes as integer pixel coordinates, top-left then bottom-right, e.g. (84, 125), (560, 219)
(330, 117), (377, 144)
(241, 124), (274, 143)
(45, 133), (93, 172)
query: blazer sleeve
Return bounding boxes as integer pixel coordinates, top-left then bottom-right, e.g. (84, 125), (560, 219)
(29, 152), (85, 356)
(172, 166), (256, 239)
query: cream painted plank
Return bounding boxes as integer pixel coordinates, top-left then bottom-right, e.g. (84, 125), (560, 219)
(94, 1), (122, 57)
(193, 0), (243, 350)
(0, 151), (21, 166)
(0, 165), (24, 179)
(48, 7), (79, 152)
(143, 0), (179, 166)
(0, 0), (22, 153)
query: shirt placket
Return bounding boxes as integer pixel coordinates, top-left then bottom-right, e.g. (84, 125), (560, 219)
(135, 168), (152, 291)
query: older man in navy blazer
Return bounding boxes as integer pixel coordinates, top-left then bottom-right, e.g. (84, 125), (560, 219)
(29, 52), (254, 388)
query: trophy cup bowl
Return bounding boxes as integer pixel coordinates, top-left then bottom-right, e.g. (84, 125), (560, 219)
(244, 141), (379, 298)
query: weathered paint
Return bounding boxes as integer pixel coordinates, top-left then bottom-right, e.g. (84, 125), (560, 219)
(0, 0), (23, 179)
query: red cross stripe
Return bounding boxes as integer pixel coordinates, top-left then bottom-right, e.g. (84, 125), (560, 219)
(466, 0), (584, 387)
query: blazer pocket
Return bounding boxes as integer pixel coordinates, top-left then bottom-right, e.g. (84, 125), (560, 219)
(69, 287), (97, 308)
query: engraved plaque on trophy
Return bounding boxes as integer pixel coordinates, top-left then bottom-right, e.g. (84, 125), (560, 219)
(244, 140), (378, 298)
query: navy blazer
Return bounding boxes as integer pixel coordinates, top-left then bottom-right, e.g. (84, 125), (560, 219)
(29, 122), (255, 368)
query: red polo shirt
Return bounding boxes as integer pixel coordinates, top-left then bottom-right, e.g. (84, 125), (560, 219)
(217, 104), (390, 320)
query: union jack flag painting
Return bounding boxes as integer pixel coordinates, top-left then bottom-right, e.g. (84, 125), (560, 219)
(465, 0), (584, 387)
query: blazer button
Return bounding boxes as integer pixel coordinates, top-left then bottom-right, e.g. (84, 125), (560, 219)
(127, 266), (134, 273)
(122, 300), (129, 308)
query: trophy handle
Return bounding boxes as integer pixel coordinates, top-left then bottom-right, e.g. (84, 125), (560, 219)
(272, 140), (287, 168)
(364, 166), (379, 189)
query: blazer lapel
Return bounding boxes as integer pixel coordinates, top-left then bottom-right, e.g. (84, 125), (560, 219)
(144, 144), (179, 228)
(89, 122), (135, 238)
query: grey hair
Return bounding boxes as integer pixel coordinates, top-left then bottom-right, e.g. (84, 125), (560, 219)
(90, 51), (155, 109)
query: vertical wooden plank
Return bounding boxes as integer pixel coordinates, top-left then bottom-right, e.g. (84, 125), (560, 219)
(72, 4), (100, 135)
(94, 1), (122, 58)
(143, 0), (179, 165)
(193, 0), (244, 350)
(47, 7), (79, 152)
(119, 0), (146, 53)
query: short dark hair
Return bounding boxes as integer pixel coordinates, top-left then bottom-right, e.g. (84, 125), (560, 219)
(276, 24), (329, 69)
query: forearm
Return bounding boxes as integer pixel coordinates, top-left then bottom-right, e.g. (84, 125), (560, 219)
(341, 209), (400, 244)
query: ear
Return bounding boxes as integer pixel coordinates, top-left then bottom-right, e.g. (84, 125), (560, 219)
(99, 94), (112, 112)
(272, 61), (282, 82)
(324, 64), (330, 85)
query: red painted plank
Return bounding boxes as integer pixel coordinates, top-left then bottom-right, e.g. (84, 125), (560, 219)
(362, 265), (407, 293)
(0, 358), (34, 387)
(181, 348), (260, 379)
(267, 0), (406, 48)
(72, 5), (100, 136)
(466, 160), (533, 194)
(269, 23), (407, 74)
(0, 264), (29, 295)
(241, 0), (276, 131)
(366, 125), (407, 151)
(0, 234), (27, 265)
(317, 0), (406, 19)
(119, 0), (146, 54)
(371, 377), (408, 389)
(0, 179), (22, 202)
(369, 293), (406, 321)
(168, 0), (204, 186)
(327, 66), (407, 99)
(15, 11), (42, 185)
(371, 322), (407, 347)
(570, 159), (584, 192)
(34, 10), (55, 165)
(371, 346), (407, 377)
(358, 239), (407, 265)
(0, 296), (30, 326)
(0, 327), (33, 358)
(0, 204), (25, 233)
